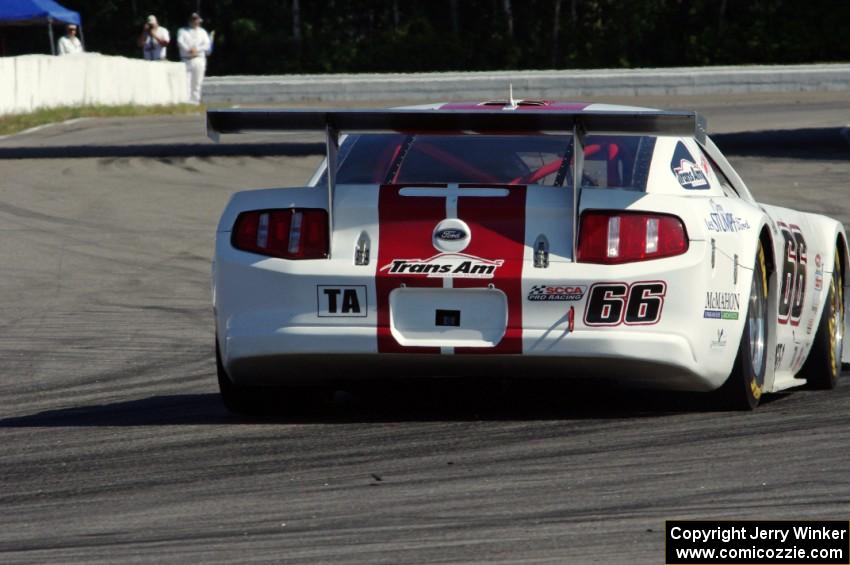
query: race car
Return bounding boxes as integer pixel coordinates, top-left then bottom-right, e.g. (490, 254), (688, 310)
(206, 100), (848, 412)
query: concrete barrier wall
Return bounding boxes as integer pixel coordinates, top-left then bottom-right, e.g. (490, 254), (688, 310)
(204, 64), (850, 104)
(0, 53), (188, 115)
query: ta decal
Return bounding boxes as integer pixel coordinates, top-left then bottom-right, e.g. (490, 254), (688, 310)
(317, 285), (367, 317)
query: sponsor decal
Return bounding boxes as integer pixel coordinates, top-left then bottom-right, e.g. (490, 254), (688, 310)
(791, 344), (807, 372)
(814, 253), (824, 291)
(806, 317), (815, 335)
(711, 328), (727, 348)
(775, 343), (786, 367)
(777, 223), (807, 326)
(671, 141), (710, 190)
(527, 284), (586, 302)
(380, 252), (504, 279)
(317, 285), (367, 317)
(705, 201), (750, 233)
(432, 218), (471, 253)
(584, 281), (667, 326)
(703, 291), (740, 320)
(435, 228), (467, 242)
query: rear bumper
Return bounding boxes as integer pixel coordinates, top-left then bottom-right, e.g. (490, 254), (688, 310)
(221, 327), (722, 392)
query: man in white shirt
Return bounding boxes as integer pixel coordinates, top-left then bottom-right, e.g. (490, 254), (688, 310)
(57, 24), (83, 56)
(138, 15), (170, 61)
(177, 13), (211, 104)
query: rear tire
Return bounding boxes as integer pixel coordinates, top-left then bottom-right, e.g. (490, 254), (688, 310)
(216, 340), (271, 416)
(801, 250), (844, 389)
(718, 244), (769, 410)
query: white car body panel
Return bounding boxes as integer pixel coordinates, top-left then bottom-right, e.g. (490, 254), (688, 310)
(210, 103), (849, 395)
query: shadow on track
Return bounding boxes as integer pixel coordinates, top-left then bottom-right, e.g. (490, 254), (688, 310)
(0, 378), (791, 427)
(712, 127), (850, 160)
(0, 142), (325, 159)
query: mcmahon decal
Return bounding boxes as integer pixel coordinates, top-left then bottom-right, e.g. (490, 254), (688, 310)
(703, 291), (740, 320)
(671, 141), (710, 190)
(379, 252), (504, 279)
(705, 201), (750, 233)
(527, 284), (586, 302)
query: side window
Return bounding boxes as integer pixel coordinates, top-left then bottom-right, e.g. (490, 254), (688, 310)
(566, 135), (656, 192)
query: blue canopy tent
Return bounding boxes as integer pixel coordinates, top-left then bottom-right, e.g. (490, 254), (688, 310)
(0, 0), (82, 55)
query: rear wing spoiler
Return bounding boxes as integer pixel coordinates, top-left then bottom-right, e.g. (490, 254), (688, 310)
(206, 108), (708, 259)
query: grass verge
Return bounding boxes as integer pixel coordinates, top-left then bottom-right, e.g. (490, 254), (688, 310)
(0, 104), (203, 136)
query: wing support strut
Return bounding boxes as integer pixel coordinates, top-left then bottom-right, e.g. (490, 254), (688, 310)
(572, 121), (585, 261)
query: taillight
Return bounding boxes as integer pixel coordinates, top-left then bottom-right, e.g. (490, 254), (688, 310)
(232, 209), (328, 259)
(577, 211), (688, 264)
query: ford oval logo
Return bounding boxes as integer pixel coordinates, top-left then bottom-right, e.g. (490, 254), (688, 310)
(436, 228), (467, 241)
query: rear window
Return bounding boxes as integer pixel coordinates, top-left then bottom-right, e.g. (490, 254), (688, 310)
(323, 133), (656, 190)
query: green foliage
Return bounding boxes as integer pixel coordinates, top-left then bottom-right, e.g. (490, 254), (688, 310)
(1, 0), (848, 73)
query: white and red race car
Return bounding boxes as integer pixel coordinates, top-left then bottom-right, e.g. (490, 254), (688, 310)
(207, 100), (848, 412)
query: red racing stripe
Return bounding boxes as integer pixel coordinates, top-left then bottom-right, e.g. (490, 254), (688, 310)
(376, 183), (527, 355)
(453, 186), (526, 354)
(376, 184), (445, 353)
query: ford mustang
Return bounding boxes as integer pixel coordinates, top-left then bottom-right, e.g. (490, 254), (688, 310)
(206, 100), (847, 413)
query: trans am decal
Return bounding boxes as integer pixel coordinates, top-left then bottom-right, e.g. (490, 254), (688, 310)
(704, 291), (740, 320)
(671, 141), (710, 190)
(527, 284), (586, 302)
(705, 201), (750, 233)
(380, 253), (504, 279)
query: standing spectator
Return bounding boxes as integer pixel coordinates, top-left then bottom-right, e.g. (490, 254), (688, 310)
(57, 24), (83, 56)
(177, 13), (211, 105)
(138, 15), (170, 61)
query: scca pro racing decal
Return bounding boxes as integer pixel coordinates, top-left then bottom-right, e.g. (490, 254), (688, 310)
(584, 281), (666, 326)
(380, 253), (504, 279)
(527, 284), (586, 302)
(671, 141), (710, 190)
(317, 285), (367, 317)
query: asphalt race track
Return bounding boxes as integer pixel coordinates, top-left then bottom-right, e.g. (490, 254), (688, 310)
(1, 93), (849, 564)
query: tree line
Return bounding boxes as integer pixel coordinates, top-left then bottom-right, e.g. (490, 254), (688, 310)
(2, 1), (847, 75)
